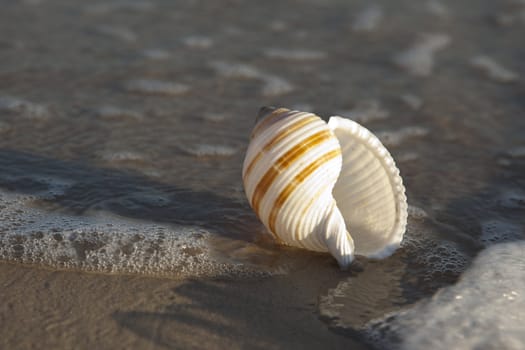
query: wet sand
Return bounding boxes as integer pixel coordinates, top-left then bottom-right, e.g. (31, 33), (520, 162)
(0, 263), (365, 349)
(0, 261), (369, 350)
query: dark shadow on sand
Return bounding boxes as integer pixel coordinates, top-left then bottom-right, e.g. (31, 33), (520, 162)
(0, 148), (262, 243)
(113, 267), (372, 350)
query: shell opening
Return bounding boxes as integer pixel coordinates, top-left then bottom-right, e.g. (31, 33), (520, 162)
(328, 116), (408, 259)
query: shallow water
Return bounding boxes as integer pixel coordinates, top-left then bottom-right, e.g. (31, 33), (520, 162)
(1, 0), (524, 348)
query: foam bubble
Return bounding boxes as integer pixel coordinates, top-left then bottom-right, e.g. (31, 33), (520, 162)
(318, 217), (470, 332)
(376, 126), (429, 147)
(393, 33), (450, 76)
(407, 205), (428, 219)
(0, 191), (272, 278)
(0, 95), (49, 120)
(398, 216), (473, 279)
(0, 191), (209, 276)
(352, 5), (383, 32)
(365, 242), (525, 350)
(264, 48), (326, 61)
(470, 55), (519, 83)
(497, 190), (525, 209)
(337, 99), (389, 123)
(125, 79), (190, 96)
(402, 233), (468, 276)
(480, 220), (523, 246)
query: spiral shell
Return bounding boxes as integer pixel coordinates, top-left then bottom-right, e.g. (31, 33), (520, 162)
(242, 107), (407, 268)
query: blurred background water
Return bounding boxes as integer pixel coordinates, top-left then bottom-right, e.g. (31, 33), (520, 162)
(0, 0), (524, 349)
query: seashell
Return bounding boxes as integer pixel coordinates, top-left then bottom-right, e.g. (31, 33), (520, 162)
(242, 107), (407, 268)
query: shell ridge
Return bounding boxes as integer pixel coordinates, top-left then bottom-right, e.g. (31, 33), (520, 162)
(257, 133), (340, 231)
(243, 114), (320, 182)
(328, 116), (408, 258)
(243, 117), (325, 199)
(320, 201), (355, 268)
(250, 108), (292, 138)
(250, 129), (334, 214)
(268, 148), (342, 233)
(242, 108), (406, 269)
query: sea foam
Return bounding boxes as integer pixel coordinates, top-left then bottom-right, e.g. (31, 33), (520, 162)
(365, 242), (525, 350)
(394, 34), (450, 76)
(0, 190), (269, 278)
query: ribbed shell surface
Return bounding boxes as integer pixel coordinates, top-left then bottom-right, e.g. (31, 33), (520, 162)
(242, 109), (343, 252)
(328, 116), (408, 258)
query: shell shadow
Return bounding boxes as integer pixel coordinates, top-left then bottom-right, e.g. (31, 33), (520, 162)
(0, 148), (263, 243)
(112, 269), (371, 350)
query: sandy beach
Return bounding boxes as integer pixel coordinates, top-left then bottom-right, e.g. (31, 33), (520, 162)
(1, 261), (369, 349)
(1, 0), (524, 348)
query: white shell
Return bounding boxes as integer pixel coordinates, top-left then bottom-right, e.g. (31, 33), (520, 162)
(242, 107), (407, 268)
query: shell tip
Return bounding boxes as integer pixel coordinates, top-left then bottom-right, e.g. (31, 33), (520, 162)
(256, 106), (277, 123)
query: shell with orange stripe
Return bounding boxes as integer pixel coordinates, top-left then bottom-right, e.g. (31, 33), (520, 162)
(242, 108), (355, 267)
(242, 106), (408, 269)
